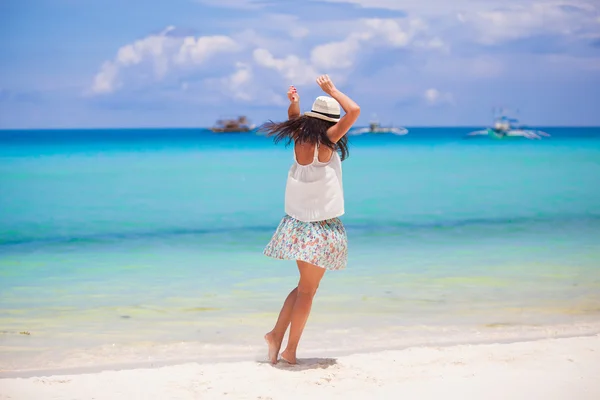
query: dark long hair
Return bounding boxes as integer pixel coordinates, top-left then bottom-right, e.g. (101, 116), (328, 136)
(259, 115), (349, 161)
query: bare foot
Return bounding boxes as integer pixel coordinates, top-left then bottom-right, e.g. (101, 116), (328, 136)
(280, 349), (297, 365)
(264, 332), (283, 364)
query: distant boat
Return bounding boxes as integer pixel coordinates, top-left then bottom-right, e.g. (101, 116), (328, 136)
(210, 116), (255, 133)
(467, 109), (549, 140)
(350, 117), (408, 136)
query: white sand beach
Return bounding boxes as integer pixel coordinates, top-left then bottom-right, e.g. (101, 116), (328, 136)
(1, 335), (599, 400)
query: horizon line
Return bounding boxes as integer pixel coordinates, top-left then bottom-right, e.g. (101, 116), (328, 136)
(1, 125), (600, 132)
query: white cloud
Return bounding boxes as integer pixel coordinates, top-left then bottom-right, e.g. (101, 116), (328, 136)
(88, 15), (443, 101)
(229, 63), (252, 87)
(220, 17), (443, 99)
(310, 34), (364, 69)
(314, 0), (600, 45)
(193, 0), (265, 9)
(87, 2), (599, 115)
(461, 2), (600, 45)
(313, 0), (595, 14)
(92, 62), (120, 94)
(253, 48), (319, 85)
(311, 18), (442, 70)
(174, 35), (238, 65)
(424, 88), (440, 103)
(363, 18), (411, 46)
(311, 0), (492, 14)
(91, 27), (239, 94)
(222, 62), (253, 101)
(203, 61), (287, 106)
(218, 14), (311, 50)
(424, 88), (454, 105)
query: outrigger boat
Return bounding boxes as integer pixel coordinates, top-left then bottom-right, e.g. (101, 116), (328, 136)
(467, 110), (549, 140)
(351, 117), (408, 135)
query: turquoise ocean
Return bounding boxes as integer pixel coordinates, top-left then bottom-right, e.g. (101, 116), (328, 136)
(1, 127), (599, 372)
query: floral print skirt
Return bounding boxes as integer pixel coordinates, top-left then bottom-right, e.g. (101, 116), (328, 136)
(264, 215), (347, 271)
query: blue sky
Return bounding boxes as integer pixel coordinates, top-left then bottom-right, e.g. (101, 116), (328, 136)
(1, 0), (599, 128)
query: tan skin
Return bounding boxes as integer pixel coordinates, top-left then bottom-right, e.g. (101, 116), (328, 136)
(264, 75), (360, 365)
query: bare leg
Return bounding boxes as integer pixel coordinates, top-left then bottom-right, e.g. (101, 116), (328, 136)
(280, 260), (325, 364)
(264, 287), (298, 364)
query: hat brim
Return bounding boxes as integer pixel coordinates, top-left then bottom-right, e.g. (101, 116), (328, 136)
(304, 111), (340, 123)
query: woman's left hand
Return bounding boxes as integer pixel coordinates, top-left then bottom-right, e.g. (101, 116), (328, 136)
(316, 75), (336, 96)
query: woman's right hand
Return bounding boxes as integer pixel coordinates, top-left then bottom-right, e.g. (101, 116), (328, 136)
(287, 85), (299, 103)
(318, 74), (360, 143)
(316, 74), (336, 96)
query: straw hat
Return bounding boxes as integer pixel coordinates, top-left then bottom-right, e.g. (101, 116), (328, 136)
(304, 96), (341, 122)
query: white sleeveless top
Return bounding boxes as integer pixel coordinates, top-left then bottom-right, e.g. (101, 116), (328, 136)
(284, 144), (344, 222)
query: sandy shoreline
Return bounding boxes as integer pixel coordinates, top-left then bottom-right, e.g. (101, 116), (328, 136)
(3, 321), (600, 373)
(1, 335), (599, 400)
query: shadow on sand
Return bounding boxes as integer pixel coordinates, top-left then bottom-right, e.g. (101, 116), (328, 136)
(257, 357), (337, 371)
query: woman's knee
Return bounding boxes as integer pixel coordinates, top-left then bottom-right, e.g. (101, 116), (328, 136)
(296, 260), (325, 296)
(297, 281), (319, 296)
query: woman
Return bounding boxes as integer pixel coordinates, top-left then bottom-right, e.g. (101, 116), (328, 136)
(261, 74), (360, 364)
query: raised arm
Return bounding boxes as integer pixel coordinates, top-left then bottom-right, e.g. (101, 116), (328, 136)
(287, 85), (300, 119)
(316, 75), (360, 143)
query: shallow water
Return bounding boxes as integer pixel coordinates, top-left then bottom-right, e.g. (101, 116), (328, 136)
(1, 128), (599, 370)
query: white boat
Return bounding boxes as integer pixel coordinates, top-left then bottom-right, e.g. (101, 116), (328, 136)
(350, 118), (408, 136)
(467, 110), (549, 140)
